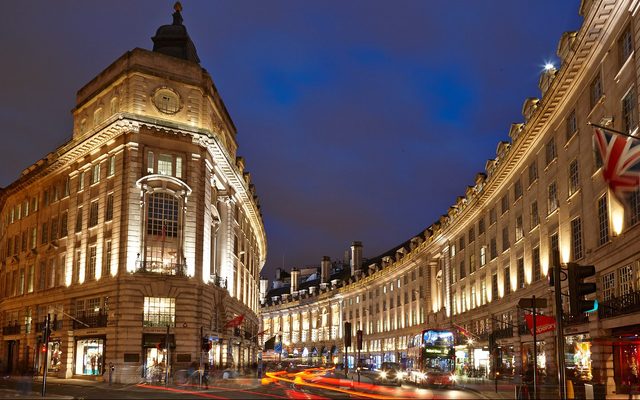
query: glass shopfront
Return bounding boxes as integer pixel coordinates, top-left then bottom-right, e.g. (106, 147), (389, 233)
(48, 340), (63, 372)
(565, 334), (592, 381)
(75, 338), (104, 375)
(522, 340), (546, 371)
(496, 345), (516, 376)
(613, 337), (640, 393)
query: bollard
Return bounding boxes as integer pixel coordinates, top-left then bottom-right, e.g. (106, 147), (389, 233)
(109, 363), (114, 385)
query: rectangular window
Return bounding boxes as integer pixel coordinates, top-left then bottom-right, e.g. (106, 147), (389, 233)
(571, 217), (584, 260)
(478, 218), (485, 235)
(74, 250), (81, 283)
(548, 182), (558, 214)
(89, 200), (99, 228)
(528, 161), (538, 185)
(19, 269), (25, 295)
(514, 179), (523, 200)
(86, 245), (97, 280)
(78, 171), (85, 191)
(480, 247), (486, 266)
(590, 74), (603, 110)
(158, 154), (173, 176)
(631, 189), (640, 225)
(48, 258), (56, 289)
(622, 88), (638, 134)
(492, 273), (498, 301)
(480, 279), (487, 305)
(30, 227), (36, 250)
(515, 215), (523, 241)
(502, 227), (510, 252)
(598, 195), (609, 246)
(459, 236), (465, 251)
(489, 208), (497, 225)
(546, 138), (557, 165)
(550, 231), (559, 252)
(41, 222), (49, 245)
(147, 151), (154, 174)
(23, 200), (29, 217)
(490, 238), (497, 260)
(602, 272), (615, 301)
(21, 231), (27, 252)
(501, 195), (509, 215)
(76, 207), (83, 233)
(532, 247), (541, 282)
(504, 266), (511, 295)
(619, 264), (634, 297)
(470, 284), (476, 309)
(32, 196), (38, 213)
(459, 260), (466, 279)
(91, 164), (100, 185)
(620, 25), (633, 65)
(60, 211), (68, 237)
(566, 109), (578, 142)
(108, 155), (115, 177)
(517, 257), (525, 289)
(105, 193), (114, 222)
(64, 176), (70, 197)
(27, 265), (34, 293)
(468, 227), (475, 243)
(569, 159), (580, 196)
(469, 253), (476, 274)
(530, 201), (539, 228)
(176, 156), (183, 179)
(105, 240), (112, 276)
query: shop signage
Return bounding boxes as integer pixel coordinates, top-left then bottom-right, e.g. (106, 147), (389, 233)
(524, 314), (556, 335)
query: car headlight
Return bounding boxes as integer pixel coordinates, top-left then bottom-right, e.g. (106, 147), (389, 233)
(397, 371), (405, 380)
(379, 370), (387, 379)
(415, 372), (425, 380)
(450, 374), (457, 382)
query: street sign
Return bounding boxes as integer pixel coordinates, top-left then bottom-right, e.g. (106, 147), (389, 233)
(518, 297), (547, 309)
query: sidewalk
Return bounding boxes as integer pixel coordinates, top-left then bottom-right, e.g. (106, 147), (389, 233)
(456, 377), (561, 400)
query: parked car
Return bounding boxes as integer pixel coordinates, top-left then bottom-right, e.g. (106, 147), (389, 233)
(377, 362), (405, 385)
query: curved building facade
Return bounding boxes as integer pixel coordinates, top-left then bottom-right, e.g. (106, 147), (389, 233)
(261, 0), (640, 396)
(0, 7), (266, 383)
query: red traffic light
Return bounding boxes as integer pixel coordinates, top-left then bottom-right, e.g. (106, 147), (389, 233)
(41, 344), (47, 353)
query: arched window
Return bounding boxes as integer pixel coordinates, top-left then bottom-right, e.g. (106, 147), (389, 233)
(144, 192), (181, 274)
(147, 193), (179, 237)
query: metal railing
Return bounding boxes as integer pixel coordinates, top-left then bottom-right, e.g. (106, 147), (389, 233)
(2, 325), (20, 335)
(72, 312), (107, 329)
(143, 316), (175, 328)
(564, 313), (589, 325)
(598, 290), (640, 319)
(492, 326), (514, 339)
(136, 261), (186, 276)
(210, 274), (227, 288)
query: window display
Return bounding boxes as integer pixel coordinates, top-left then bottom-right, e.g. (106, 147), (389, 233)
(565, 334), (592, 381)
(75, 338), (104, 375)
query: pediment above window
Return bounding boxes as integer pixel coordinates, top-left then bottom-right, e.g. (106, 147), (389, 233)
(136, 174), (192, 196)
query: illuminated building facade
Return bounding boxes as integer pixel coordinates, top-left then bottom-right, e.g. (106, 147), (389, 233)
(261, 0), (640, 396)
(0, 6), (266, 383)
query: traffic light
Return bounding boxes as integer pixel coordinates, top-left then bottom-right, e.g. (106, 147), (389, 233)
(344, 322), (352, 348)
(567, 263), (597, 317)
(41, 344), (47, 353)
(356, 329), (363, 351)
(201, 337), (212, 352)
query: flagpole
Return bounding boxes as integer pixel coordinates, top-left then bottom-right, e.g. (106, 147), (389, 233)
(587, 122), (638, 139)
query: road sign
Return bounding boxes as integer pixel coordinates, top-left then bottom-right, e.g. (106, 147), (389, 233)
(518, 297), (547, 309)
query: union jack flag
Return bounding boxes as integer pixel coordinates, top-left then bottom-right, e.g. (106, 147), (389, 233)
(594, 128), (640, 200)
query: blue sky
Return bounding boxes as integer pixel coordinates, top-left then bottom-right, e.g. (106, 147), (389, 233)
(0, 1), (582, 279)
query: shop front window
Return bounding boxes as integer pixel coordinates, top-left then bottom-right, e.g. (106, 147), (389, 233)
(48, 340), (63, 372)
(75, 338), (104, 375)
(565, 334), (592, 382)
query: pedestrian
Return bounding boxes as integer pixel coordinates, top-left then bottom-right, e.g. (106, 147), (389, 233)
(203, 363), (209, 389)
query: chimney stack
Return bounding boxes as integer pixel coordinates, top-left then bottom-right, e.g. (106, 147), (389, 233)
(259, 278), (269, 304)
(290, 268), (300, 294)
(321, 256), (331, 284)
(350, 241), (362, 276)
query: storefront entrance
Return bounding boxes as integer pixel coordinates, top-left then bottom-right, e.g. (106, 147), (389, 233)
(74, 338), (104, 376)
(4, 340), (18, 374)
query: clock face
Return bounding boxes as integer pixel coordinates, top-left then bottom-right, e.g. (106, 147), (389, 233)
(153, 88), (181, 114)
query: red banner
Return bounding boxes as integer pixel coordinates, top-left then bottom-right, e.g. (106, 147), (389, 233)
(524, 314), (556, 335)
(224, 314), (245, 328)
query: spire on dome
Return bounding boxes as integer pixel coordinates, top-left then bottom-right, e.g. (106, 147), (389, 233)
(152, 2), (200, 63)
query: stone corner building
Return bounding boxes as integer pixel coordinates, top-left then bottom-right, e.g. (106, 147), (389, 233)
(0, 5), (266, 383)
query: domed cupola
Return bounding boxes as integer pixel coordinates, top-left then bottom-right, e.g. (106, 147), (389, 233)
(152, 2), (200, 63)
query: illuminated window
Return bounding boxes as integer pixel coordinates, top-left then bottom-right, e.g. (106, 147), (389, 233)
(480, 247), (486, 266)
(91, 164), (101, 185)
(89, 200), (99, 228)
(548, 182), (558, 214)
(602, 272), (615, 301)
(78, 171), (85, 191)
(158, 154), (173, 176)
(569, 159), (580, 196)
(571, 217), (584, 260)
(147, 151), (154, 174)
(86, 245), (97, 281)
(108, 156), (116, 177)
(598, 195), (609, 246)
(143, 297), (176, 327)
(622, 88), (638, 134)
(619, 265), (634, 297)
(176, 156), (183, 179)
(147, 193), (178, 237)
(532, 247), (541, 282)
